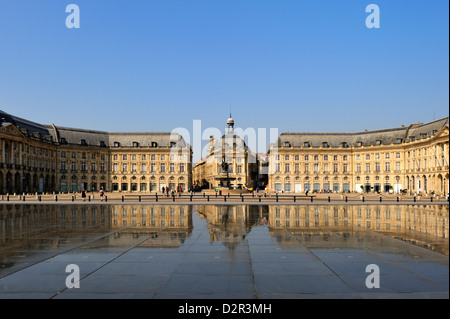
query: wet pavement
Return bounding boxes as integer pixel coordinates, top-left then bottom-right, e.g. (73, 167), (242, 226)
(0, 204), (448, 299)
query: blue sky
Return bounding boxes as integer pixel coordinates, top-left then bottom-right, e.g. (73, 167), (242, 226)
(0, 0), (448, 161)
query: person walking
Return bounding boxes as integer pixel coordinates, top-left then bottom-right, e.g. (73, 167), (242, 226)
(81, 188), (87, 202)
(99, 188), (104, 202)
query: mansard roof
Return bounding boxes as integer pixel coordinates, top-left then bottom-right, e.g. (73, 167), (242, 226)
(277, 117), (449, 148)
(0, 110), (54, 142)
(0, 109), (187, 148)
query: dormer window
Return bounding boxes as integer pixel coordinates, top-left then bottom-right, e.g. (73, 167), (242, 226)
(284, 141), (291, 148)
(420, 133), (427, 139)
(409, 136), (415, 142)
(132, 141), (139, 147)
(114, 142), (120, 147)
(304, 142), (310, 148)
(376, 140), (382, 146)
(357, 141), (363, 147)
(80, 139), (87, 146)
(170, 142), (176, 148)
(395, 138), (403, 144)
(99, 141), (106, 148)
(60, 137), (67, 145)
(341, 142), (348, 148)
(322, 142), (329, 148)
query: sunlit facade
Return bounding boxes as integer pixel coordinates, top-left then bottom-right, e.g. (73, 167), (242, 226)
(268, 117), (449, 195)
(0, 110), (192, 194)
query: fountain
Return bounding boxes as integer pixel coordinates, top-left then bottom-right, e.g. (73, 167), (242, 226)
(215, 154), (236, 189)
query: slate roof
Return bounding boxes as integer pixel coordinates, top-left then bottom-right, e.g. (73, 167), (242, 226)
(277, 117), (449, 148)
(0, 109), (187, 148)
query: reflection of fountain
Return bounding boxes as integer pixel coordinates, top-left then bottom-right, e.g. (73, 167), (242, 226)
(214, 154), (236, 189)
(196, 205), (266, 250)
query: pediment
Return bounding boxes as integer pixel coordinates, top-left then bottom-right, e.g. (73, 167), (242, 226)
(433, 125), (449, 139)
(0, 123), (25, 138)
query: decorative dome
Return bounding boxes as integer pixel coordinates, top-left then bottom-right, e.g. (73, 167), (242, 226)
(227, 115), (234, 126)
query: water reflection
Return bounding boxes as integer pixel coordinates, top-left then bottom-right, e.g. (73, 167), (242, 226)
(196, 206), (268, 248)
(0, 204), (448, 256)
(268, 205), (449, 254)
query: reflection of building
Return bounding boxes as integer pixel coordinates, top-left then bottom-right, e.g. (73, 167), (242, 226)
(0, 110), (192, 194)
(0, 204), (111, 248)
(193, 115), (260, 189)
(196, 205), (267, 248)
(269, 117), (449, 195)
(0, 204), (193, 251)
(110, 205), (193, 248)
(268, 204), (449, 255)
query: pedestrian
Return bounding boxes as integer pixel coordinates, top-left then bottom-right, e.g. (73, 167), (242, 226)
(81, 188), (86, 202)
(162, 186), (165, 194)
(99, 188), (104, 202)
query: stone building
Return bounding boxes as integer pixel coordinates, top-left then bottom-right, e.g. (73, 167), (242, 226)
(0, 110), (192, 194)
(193, 115), (260, 190)
(269, 117), (449, 195)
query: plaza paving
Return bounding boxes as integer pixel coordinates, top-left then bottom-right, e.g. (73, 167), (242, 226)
(0, 204), (448, 299)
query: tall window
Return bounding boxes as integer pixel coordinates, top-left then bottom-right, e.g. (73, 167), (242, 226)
(180, 163), (185, 173)
(237, 165), (242, 173)
(314, 163), (319, 173)
(343, 163), (348, 173)
(285, 163), (290, 173)
(160, 163), (165, 173)
(385, 162), (390, 172)
(122, 163), (127, 172)
(275, 163), (280, 173)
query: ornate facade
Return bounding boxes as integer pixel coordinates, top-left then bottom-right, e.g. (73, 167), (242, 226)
(268, 117), (449, 195)
(1, 109), (448, 195)
(193, 115), (260, 190)
(0, 110), (192, 194)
